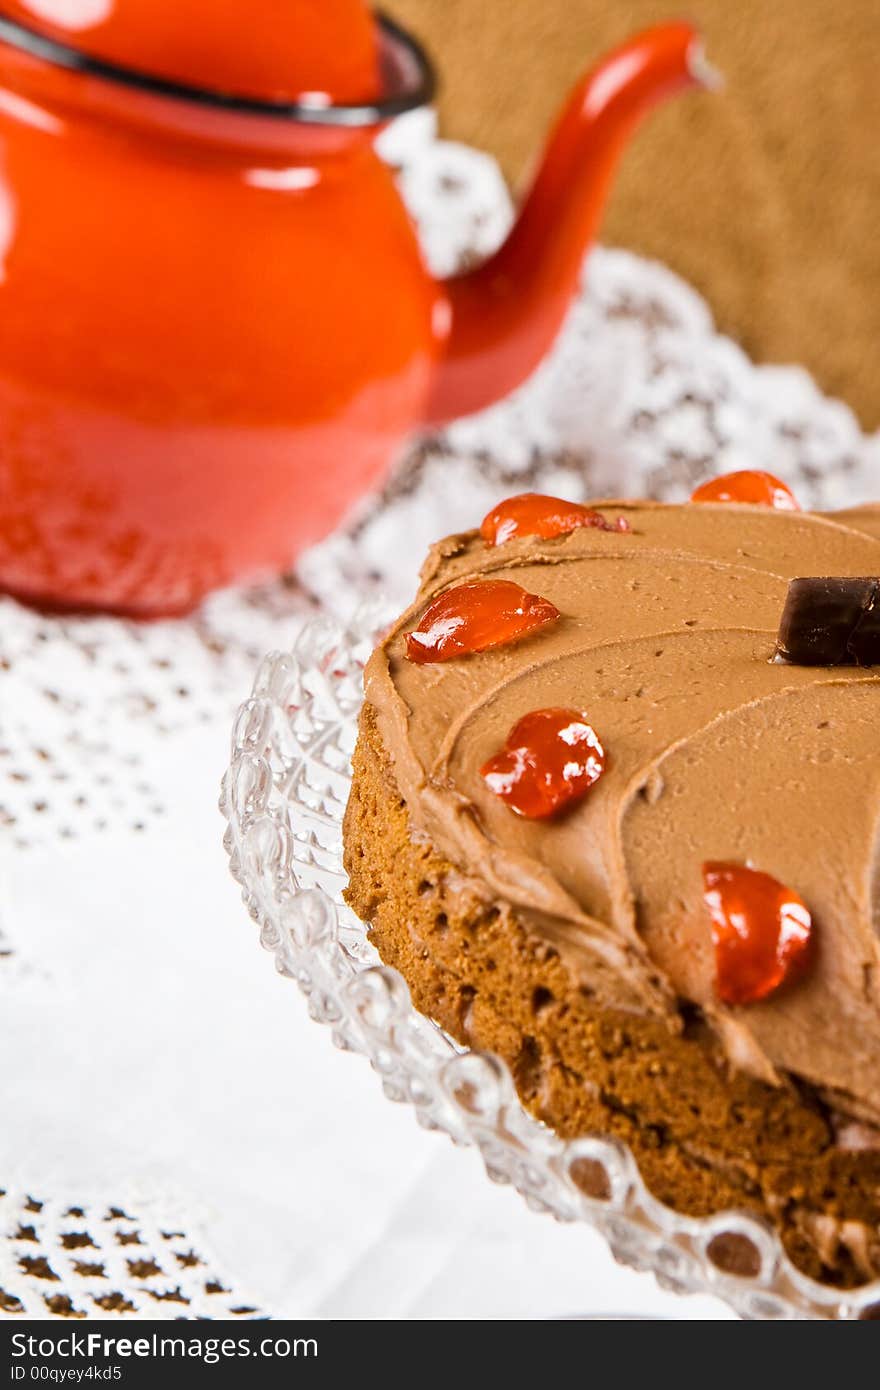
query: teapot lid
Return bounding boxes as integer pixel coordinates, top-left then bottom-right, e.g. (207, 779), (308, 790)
(0, 1), (415, 110)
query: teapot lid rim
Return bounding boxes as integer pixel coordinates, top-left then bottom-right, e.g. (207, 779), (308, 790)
(0, 9), (435, 126)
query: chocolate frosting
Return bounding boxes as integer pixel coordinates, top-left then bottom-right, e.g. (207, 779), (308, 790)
(363, 501), (880, 1122)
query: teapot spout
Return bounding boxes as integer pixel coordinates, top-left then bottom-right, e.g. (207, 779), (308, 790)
(424, 22), (717, 427)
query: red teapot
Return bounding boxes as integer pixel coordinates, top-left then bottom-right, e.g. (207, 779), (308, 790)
(0, 2), (711, 615)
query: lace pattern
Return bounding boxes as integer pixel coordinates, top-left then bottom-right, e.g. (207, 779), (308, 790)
(0, 1185), (263, 1320)
(3, 107), (879, 1319)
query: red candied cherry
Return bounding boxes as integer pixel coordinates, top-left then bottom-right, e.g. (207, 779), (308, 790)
(481, 707), (605, 819)
(480, 492), (631, 546)
(690, 470), (800, 511)
(405, 580), (559, 664)
(702, 862), (812, 1005)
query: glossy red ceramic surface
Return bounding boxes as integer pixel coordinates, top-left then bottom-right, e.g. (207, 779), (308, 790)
(1, 0), (382, 102)
(0, 15), (708, 614)
(424, 21), (710, 425)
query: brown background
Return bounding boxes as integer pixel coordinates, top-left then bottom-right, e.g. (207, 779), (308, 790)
(388, 1), (880, 429)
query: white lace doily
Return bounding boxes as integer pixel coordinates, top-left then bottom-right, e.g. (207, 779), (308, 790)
(0, 1185), (263, 1319)
(2, 106), (877, 1320)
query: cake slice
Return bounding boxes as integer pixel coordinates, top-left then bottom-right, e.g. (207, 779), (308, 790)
(344, 480), (880, 1286)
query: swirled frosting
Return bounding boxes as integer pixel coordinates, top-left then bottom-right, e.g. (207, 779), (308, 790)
(364, 501), (880, 1122)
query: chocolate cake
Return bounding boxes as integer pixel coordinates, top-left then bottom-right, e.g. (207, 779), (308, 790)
(343, 477), (880, 1286)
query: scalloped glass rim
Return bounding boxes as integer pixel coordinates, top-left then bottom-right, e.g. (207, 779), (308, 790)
(220, 605), (880, 1321)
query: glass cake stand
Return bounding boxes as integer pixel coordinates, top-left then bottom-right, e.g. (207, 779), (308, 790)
(220, 608), (880, 1322)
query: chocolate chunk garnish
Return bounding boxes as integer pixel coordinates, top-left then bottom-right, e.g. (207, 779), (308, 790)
(776, 577), (880, 666)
